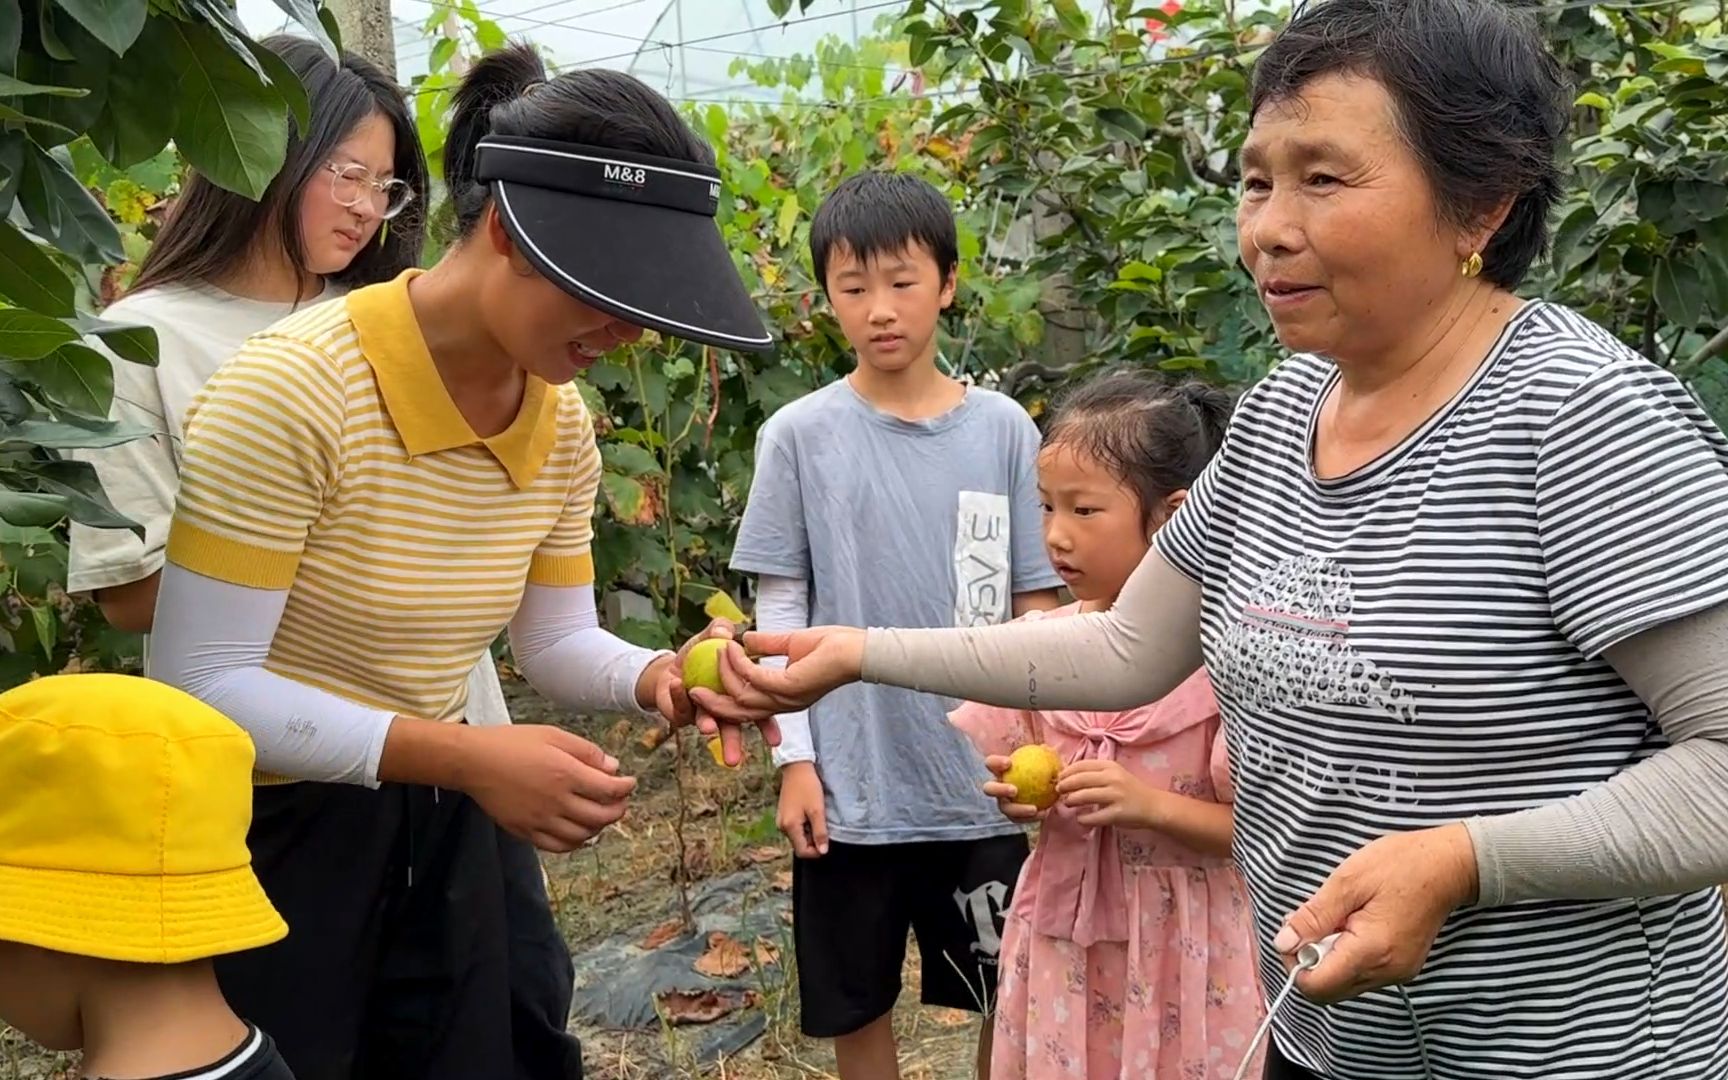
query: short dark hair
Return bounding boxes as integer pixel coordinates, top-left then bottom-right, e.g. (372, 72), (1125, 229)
(1249, 0), (1570, 288)
(809, 171), (958, 294)
(1043, 373), (1233, 528)
(130, 36), (426, 299)
(444, 43), (713, 238)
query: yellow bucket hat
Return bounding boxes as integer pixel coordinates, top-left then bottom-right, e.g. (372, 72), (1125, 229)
(0, 673), (286, 964)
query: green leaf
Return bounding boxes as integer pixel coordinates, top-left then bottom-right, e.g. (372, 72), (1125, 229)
(7, 342), (114, 417)
(766, 0), (794, 17)
(11, 15), (111, 145)
(243, 36), (311, 138)
(72, 313), (157, 367)
(267, 0), (339, 54)
(0, 221), (74, 317)
(166, 20), (291, 200)
(0, 133), (18, 217)
(475, 19), (506, 51)
(318, 6), (343, 52)
(429, 37), (456, 74)
(16, 459), (140, 535)
(0, 102), (76, 137)
(1551, 203), (1600, 275)
(1, 416), (149, 449)
(1051, 0), (1088, 36)
(87, 23), (178, 167)
(1675, 179), (1728, 223)
(1095, 107), (1148, 142)
(0, 489), (68, 527)
(49, 0), (147, 56)
(0, 0), (19, 74)
(601, 442), (661, 477)
(0, 521), (56, 546)
(775, 192), (800, 246)
(0, 309), (76, 359)
(1654, 257), (1706, 331)
(0, 73), (86, 97)
(600, 472), (647, 522)
(27, 602), (54, 663)
(0, 369), (29, 422)
(37, 3), (74, 62)
(1574, 90), (1614, 113)
(16, 142), (124, 266)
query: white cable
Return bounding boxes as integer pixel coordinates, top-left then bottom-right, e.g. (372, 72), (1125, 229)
(1230, 933), (1435, 1080)
(1230, 933), (1341, 1080)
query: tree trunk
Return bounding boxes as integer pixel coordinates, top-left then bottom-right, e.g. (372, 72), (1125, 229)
(328, 0), (397, 77)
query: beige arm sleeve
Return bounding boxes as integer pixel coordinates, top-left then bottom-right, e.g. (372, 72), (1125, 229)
(860, 546), (1204, 710)
(1467, 600), (1728, 905)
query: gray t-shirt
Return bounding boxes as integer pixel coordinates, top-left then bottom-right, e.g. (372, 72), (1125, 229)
(731, 379), (1061, 844)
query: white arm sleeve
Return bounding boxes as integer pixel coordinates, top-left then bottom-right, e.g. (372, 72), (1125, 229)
(756, 575), (814, 767)
(147, 564), (397, 787)
(508, 584), (668, 719)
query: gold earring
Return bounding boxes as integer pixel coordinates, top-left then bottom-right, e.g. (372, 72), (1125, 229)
(1461, 251), (1483, 279)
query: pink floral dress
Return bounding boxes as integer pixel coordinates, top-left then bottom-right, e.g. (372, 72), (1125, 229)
(950, 604), (1265, 1080)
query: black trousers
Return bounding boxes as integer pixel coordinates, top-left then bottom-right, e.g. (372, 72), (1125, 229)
(1264, 1040), (1327, 1080)
(217, 780), (582, 1080)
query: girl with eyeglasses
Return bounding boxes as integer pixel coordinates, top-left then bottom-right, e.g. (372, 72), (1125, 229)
(70, 34), (426, 634)
(67, 36), (592, 1080)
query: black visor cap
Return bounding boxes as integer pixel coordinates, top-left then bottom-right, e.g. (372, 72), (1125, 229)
(476, 135), (774, 355)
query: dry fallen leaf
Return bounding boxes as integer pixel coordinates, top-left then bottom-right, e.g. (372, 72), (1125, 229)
(693, 932), (750, 978)
(656, 987), (759, 1026)
(677, 838), (712, 880)
(771, 869), (793, 893)
(607, 718), (633, 747)
(753, 938), (781, 967)
(639, 919), (686, 951)
(743, 845), (782, 865)
(932, 1007), (973, 1028)
(639, 724), (670, 752)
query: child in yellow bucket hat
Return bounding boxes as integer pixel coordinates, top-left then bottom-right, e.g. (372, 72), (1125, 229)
(0, 673), (294, 1079)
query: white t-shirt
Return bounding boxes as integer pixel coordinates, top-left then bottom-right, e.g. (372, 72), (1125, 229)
(67, 281), (513, 728)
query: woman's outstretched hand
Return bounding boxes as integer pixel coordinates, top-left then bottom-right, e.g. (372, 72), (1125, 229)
(657, 619), (783, 766)
(687, 626), (868, 723)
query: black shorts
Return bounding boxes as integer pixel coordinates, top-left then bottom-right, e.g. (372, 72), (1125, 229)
(217, 780), (582, 1080)
(792, 834), (1029, 1038)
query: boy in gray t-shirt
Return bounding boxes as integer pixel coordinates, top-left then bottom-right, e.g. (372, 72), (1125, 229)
(729, 172), (1061, 1078)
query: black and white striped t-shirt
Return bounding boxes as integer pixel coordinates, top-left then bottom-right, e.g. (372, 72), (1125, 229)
(1156, 301), (1728, 1079)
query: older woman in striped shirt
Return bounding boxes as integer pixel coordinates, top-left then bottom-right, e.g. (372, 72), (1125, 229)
(713, 1), (1728, 1078)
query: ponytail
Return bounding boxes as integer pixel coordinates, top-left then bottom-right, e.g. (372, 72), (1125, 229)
(1177, 381), (1233, 462)
(445, 43), (547, 237)
(1043, 371), (1235, 527)
(443, 41), (714, 240)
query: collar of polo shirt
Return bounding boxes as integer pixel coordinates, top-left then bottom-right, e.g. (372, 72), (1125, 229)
(346, 269), (559, 490)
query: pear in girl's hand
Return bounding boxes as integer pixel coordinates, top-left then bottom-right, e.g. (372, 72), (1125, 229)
(1002, 744), (1063, 810)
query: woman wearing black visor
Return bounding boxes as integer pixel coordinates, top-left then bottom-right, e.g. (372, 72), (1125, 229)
(148, 43), (778, 1080)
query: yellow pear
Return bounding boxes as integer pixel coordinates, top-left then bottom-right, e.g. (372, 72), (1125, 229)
(682, 638), (729, 694)
(1001, 744), (1063, 810)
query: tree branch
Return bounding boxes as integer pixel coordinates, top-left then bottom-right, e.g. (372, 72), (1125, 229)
(1675, 324), (1728, 382)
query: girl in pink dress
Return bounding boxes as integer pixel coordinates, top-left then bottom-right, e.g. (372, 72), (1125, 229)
(950, 373), (1265, 1080)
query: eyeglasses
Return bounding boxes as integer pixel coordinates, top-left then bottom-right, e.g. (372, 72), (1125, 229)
(325, 161), (415, 220)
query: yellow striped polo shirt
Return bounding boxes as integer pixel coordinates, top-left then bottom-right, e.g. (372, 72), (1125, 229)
(165, 268), (601, 725)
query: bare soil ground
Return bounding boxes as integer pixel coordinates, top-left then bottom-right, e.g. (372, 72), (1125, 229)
(1, 675), (984, 1080)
